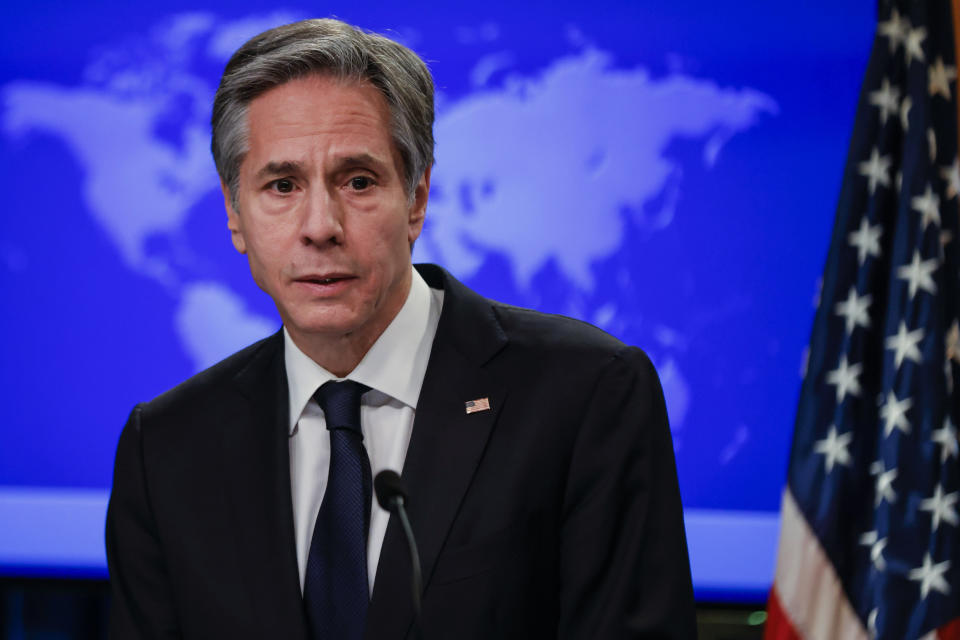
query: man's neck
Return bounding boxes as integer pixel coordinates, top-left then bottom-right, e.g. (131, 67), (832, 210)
(286, 332), (372, 378)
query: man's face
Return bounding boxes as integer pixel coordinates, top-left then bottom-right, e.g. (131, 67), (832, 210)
(224, 74), (429, 358)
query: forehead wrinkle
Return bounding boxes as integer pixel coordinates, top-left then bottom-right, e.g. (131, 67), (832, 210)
(250, 87), (389, 139)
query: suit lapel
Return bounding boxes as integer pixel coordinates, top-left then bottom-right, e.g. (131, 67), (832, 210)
(219, 331), (308, 639)
(366, 265), (508, 640)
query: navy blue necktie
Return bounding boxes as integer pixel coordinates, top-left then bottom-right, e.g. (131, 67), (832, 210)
(304, 380), (372, 640)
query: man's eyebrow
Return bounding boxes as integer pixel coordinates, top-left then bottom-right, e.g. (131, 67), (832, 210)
(333, 153), (389, 171)
(254, 161), (305, 180)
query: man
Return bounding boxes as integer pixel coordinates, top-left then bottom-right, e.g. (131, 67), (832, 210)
(106, 18), (696, 639)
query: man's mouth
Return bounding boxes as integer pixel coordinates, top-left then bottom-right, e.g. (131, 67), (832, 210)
(296, 274), (355, 286)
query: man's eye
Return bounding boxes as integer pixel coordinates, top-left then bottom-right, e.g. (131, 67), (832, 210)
(272, 179), (295, 193)
(349, 176), (374, 191)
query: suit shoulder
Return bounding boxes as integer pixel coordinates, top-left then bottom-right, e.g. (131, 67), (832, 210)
(490, 302), (643, 364)
(141, 332), (280, 419)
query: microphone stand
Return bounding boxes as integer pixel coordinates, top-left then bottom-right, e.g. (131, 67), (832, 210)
(389, 494), (423, 640)
(375, 470), (424, 640)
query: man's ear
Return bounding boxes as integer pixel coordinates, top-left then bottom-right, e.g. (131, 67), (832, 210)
(221, 179), (247, 254)
(407, 166), (431, 247)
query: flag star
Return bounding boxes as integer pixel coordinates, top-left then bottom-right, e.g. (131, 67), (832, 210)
(878, 8), (908, 53)
(835, 287), (872, 334)
(940, 158), (960, 199)
(911, 184), (941, 230)
(919, 484), (959, 530)
(869, 78), (901, 124)
(947, 320), (960, 364)
(885, 321), (925, 368)
(896, 250), (938, 297)
(908, 553), (950, 599)
(858, 148), (892, 194)
(929, 57), (957, 99)
(880, 390), (913, 437)
(871, 461), (898, 505)
(868, 608), (879, 638)
(848, 218), (883, 265)
(928, 128), (937, 163)
(905, 26), (927, 65)
(900, 95), (913, 131)
(931, 417), (959, 462)
(814, 425), (854, 472)
(859, 530), (888, 571)
(826, 355), (863, 403)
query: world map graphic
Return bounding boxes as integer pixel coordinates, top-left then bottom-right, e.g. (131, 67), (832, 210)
(2, 7), (867, 522)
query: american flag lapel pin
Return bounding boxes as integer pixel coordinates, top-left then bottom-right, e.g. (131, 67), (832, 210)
(465, 397), (491, 414)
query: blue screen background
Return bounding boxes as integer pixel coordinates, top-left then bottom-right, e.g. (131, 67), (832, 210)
(0, 0), (875, 597)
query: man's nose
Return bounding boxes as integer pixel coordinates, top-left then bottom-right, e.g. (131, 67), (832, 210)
(300, 187), (344, 247)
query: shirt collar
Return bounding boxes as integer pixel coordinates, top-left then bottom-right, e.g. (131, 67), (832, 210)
(284, 267), (438, 434)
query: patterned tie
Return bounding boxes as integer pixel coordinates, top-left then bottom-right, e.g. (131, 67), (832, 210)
(304, 380), (372, 640)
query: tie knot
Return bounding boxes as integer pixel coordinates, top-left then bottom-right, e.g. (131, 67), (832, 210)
(314, 380), (370, 434)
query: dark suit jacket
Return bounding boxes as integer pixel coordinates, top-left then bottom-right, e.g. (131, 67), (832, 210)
(106, 263), (696, 639)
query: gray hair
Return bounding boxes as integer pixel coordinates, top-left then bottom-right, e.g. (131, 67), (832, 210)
(211, 18), (435, 207)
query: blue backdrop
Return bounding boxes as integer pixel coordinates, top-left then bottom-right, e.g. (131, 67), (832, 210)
(0, 0), (874, 600)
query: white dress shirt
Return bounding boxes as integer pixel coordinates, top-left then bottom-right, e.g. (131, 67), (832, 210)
(285, 267), (443, 593)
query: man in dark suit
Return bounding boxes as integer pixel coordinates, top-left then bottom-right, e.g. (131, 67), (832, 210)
(106, 18), (696, 639)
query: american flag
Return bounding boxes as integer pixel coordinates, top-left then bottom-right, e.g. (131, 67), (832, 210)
(464, 397), (491, 414)
(765, 1), (960, 639)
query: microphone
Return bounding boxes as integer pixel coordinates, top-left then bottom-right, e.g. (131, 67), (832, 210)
(374, 470), (423, 637)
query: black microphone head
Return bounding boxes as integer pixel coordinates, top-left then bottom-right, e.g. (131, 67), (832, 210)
(374, 469), (408, 511)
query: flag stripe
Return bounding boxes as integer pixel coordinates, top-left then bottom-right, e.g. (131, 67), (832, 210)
(939, 617), (960, 640)
(764, 587), (803, 640)
(767, 490), (867, 640)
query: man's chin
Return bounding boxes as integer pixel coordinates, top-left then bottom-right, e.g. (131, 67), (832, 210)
(281, 307), (375, 341)
(285, 318), (361, 341)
